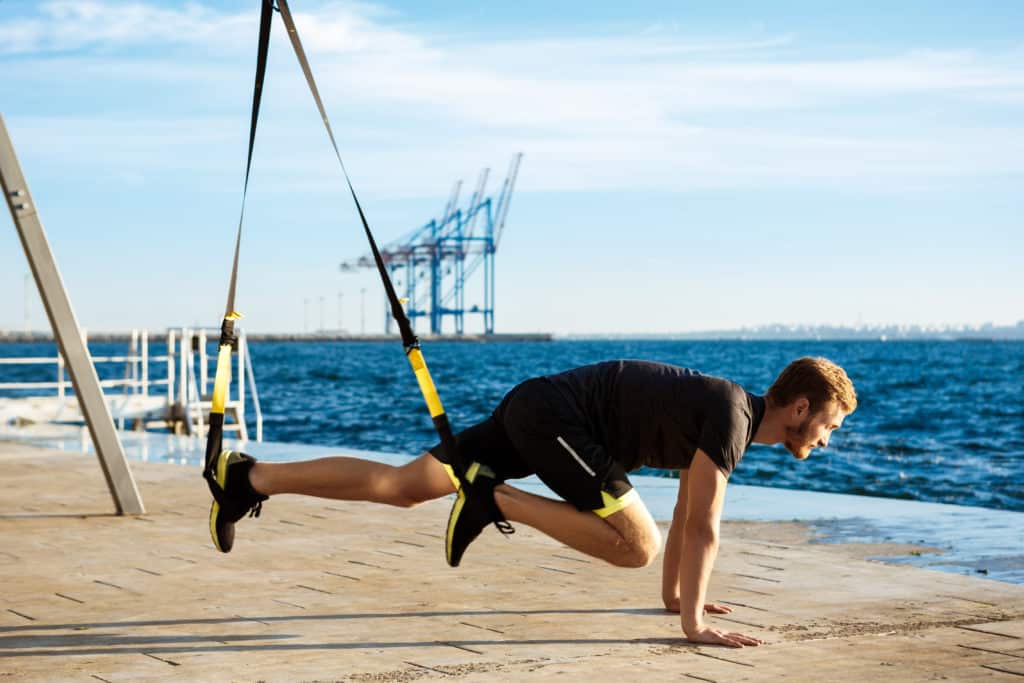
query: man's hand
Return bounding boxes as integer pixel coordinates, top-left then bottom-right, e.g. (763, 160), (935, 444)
(663, 598), (734, 615)
(685, 625), (765, 648)
(703, 602), (733, 614)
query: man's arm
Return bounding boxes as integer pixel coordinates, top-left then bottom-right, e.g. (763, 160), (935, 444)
(661, 470), (688, 610)
(678, 450), (763, 647)
(662, 470), (734, 614)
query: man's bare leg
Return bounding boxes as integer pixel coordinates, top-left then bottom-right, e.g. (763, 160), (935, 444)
(247, 452), (659, 567)
(248, 452), (456, 508)
(494, 485), (661, 568)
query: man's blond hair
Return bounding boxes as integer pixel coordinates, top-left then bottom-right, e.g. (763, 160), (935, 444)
(765, 357), (857, 415)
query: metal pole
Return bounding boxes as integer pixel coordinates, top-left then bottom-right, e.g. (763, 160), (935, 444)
(0, 114), (144, 514)
(23, 272), (30, 333)
(141, 329), (149, 397)
(57, 353), (65, 402)
(167, 329), (176, 406)
(179, 328), (189, 408)
(198, 328), (208, 396)
(237, 330), (246, 440)
(128, 329), (138, 395)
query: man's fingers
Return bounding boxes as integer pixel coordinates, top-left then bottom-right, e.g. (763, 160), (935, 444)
(728, 631), (765, 646)
(708, 629), (744, 648)
(704, 602), (733, 614)
(688, 626), (765, 649)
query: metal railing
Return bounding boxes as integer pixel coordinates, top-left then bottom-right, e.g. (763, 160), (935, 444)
(0, 330), (175, 429)
(177, 327), (263, 442)
(0, 328), (262, 441)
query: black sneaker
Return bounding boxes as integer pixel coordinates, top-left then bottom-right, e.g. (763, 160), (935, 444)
(206, 451), (267, 553)
(445, 462), (514, 567)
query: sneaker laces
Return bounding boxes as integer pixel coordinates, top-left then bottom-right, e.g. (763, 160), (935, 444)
(480, 480), (514, 536)
(494, 519), (514, 535)
(464, 470), (515, 536)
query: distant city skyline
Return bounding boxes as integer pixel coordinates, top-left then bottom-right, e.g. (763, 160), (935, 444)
(4, 319), (1023, 342)
(1, 1), (1021, 335)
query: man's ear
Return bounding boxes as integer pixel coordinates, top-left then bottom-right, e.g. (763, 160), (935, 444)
(793, 396), (810, 418)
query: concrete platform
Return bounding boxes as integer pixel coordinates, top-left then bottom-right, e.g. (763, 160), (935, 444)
(0, 394), (171, 426)
(2, 441), (1024, 682)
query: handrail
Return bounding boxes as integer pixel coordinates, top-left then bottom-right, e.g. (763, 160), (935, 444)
(242, 331), (263, 441)
(0, 379), (171, 390)
(1, 328), (263, 442)
(1, 330), (174, 424)
(185, 348), (205, 436)
(176, 326), (263, 443)
(0, 355), (173, 365)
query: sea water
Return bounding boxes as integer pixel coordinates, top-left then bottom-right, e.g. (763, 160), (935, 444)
(3, 339), (1022, 512)
(246, 339), (1024, 513)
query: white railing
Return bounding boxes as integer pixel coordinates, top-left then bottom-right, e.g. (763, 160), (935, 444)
(0, 328), (262, 442)
(0, 329), (174, 402)
(178, 327), (263, 442)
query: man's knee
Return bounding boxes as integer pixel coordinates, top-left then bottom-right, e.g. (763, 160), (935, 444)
(382, 458), (450, 508)
(602, 502), (662, 568)
(388, 489), (427, 508)
(381, 474), (432, 508)
(614, 528), (661, 568)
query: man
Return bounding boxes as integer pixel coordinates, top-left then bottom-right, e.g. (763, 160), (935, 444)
(207, 356), (856, 648)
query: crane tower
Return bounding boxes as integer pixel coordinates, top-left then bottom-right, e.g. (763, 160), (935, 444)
(340, 154), (522, 335)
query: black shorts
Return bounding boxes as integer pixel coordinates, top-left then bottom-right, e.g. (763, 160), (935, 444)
(429, 378), (637, 517)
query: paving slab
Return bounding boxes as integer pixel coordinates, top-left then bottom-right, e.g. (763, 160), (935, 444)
(2, 440), (1024, 682)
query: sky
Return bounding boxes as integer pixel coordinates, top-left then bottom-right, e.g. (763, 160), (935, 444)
(1, 0), (1022, 335)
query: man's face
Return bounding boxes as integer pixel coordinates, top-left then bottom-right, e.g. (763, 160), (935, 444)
(784, 400), (847, 460)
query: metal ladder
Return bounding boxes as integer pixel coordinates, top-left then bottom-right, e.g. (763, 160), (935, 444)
(178, 328), (263, 442)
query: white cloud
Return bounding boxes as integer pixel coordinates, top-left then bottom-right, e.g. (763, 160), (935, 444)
(0, 1), (248, 54)
(0, 1), (424, 56)
(2, 0), (1023, 196)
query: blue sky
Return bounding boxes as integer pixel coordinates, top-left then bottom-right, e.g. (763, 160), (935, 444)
(1, 1), (1022, 335)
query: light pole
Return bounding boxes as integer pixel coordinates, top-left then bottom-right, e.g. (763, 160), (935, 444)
(360, 287), (367, 336)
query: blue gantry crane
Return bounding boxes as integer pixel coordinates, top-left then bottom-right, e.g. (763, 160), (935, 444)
(340, 154), (522, 335)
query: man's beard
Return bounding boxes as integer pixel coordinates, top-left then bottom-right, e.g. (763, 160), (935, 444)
(784, 414), (814, 460)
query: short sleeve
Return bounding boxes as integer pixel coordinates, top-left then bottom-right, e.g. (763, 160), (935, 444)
(696, 401), (748, 478)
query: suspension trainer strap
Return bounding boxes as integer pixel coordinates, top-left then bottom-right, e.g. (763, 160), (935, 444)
(204, 0), (274, 485)
(276, 0), (469, 487)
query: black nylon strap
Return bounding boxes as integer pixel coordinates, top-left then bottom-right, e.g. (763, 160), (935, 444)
(204, 0), (274, 478)
(276, 0), (416, 349)
(207, 1), (478, 505)
(275, 0), (465, 480)
(224, 0), (273, 322)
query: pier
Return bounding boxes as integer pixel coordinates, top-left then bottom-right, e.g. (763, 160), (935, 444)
(2, 439), (1023, 681)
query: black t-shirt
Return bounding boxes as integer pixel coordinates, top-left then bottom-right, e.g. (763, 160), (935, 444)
(544, 360), (765, 477)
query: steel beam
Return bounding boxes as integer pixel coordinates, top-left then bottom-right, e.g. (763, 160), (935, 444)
(0, 114), (144, 515)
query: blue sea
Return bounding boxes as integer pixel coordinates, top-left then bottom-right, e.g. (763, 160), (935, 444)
(3, 339), (1023, 512)
(247, 339), (1024, 512)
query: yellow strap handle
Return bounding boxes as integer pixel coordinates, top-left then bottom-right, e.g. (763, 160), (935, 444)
(407, 348), (444, 418)
(210, 344), (234, 415)
(210, 312), (244, 416)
